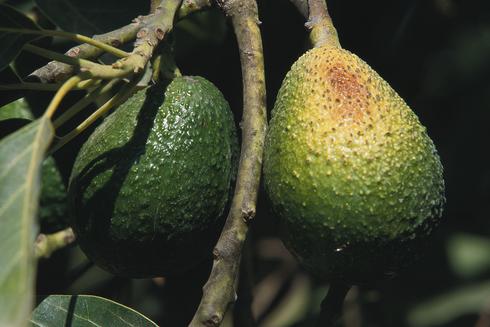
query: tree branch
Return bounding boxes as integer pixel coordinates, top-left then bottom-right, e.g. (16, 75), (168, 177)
(29, 0), (182, 83)
(29, 0), (211, 83)
(189, 0), (267, 325)
(289, 0), (339, 48)
(34, 227), (75, 259)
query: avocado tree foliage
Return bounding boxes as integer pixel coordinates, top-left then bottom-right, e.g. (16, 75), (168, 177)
(0, 0), (448, 326)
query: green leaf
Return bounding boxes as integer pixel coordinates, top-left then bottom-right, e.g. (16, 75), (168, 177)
(35, 0), (149, 36)
(30, 295), (158, 327)
(0, 4), (40, 71)
(0, 116), (53, 327)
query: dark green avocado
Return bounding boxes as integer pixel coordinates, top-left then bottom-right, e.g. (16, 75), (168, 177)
(68, 76), (238, 277)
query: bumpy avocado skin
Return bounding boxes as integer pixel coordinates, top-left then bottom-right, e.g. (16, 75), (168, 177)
(68, 76), (238, 277)
(264, 47), (445, 283)
(0, 99), (68, 233)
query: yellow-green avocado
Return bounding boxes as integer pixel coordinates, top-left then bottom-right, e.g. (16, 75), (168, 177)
(263, 46), (445, 283)
(68, 76), (238, 278)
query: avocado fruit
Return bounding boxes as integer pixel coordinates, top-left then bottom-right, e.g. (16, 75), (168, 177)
(0, 99), (68, 233)
(263, 46), (445, 283)
(68, 76), (238, 277)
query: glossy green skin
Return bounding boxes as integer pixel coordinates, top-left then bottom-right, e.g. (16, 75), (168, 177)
(0, 100), (68, 233)
(68, 76), (238, 277)
(264, 47), (445, 283)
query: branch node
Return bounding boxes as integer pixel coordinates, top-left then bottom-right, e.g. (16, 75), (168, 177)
(110, 39), (121, 47)
(155, 27), (165, 40)
(241, 207), (256, 223)
(208, 314), (221, 326)
(137, 28), (149, 38)
(212, 248), (221, 260)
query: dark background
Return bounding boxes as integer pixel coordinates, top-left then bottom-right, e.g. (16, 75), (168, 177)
(2, 0), (489, 326)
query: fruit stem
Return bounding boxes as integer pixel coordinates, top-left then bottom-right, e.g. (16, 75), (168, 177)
(152, 41), (182, 82)
(289, 0), (340, 48)
(44, 74), (90, 119)
(316, 281), (351, 327)
(307, 0), (340, 48)
(34, 227), (76, 259)
(189, 0), (267, 325)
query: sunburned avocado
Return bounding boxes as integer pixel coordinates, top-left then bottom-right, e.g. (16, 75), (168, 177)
(263, 46), (445, 283)
(68, 76), (238, 277)
(0, 99), (68, 233)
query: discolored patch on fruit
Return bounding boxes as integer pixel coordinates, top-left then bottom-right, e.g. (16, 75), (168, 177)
(264, 46), (445, 283)
(327, 64), (368, 120)
(68, 76), (238, 277)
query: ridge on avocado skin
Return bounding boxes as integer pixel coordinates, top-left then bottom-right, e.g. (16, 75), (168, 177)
(68, 76), (238, 277)
(264, 46), (445, 283)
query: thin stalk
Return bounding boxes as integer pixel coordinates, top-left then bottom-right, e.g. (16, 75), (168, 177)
(77, 79), (101, 90)
(44, 74), (89, 119)
(24, 44), (137, 80)
(49, 80), (141, 153)
(0, 27), (129, 58)
(53, 79), (120, 128)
